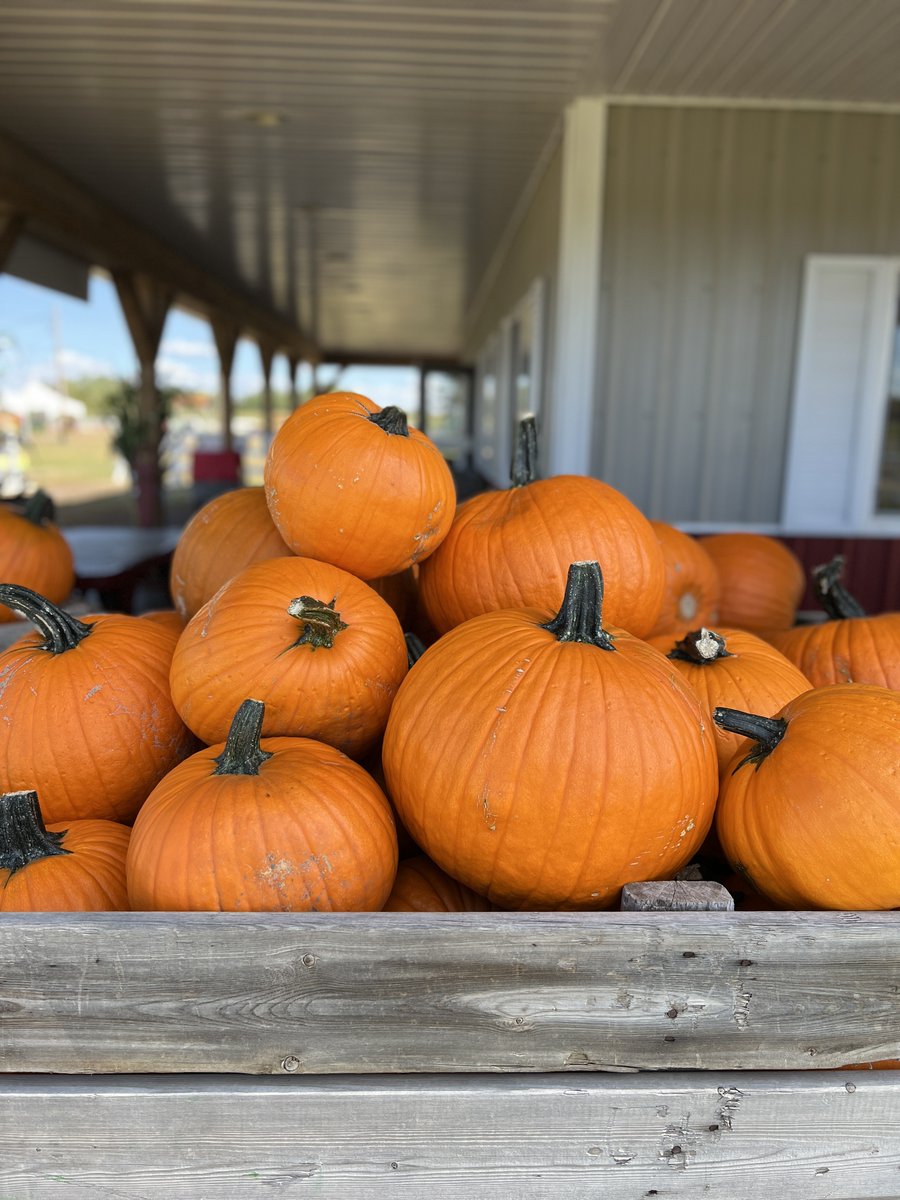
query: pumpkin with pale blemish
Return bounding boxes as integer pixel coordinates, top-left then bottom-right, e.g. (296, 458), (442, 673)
(647, 521), (720, 639)
(126, 699), (398, 912)
(264, 392), (456, 579)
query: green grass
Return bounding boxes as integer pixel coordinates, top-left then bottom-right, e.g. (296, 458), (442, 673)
(22, 425), (127, 503)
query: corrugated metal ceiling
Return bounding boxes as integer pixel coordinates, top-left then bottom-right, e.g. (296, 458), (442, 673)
(2, 0), (900, 359)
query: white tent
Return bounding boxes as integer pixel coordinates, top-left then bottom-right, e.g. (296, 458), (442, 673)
(0, 379), (87, 422)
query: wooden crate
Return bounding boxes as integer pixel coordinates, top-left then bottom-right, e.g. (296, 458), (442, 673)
(2, 910), (900, 1197)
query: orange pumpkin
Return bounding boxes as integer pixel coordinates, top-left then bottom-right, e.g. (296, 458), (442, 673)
(770, 556), (900, 689)
(383, 561), (718, 910)
(715, 686), (900, 909)
(264, 392), (456, 579)
(140, 609), (186, 636)
(127, 699), (398, 912)
(384, 855), (496, 912)
(648, 627), (811, 776)
(698, 533), (804, 634)
(169, 555), (408, 757)
(0, 584), (195, 823)
(418, 418), (666, 638)
(367, 566), (419, 629)
(169, 486), (292, 620)
(0, 492), (74, 623)
(0, 789), (131, 911)
(647, 522), (720, 638)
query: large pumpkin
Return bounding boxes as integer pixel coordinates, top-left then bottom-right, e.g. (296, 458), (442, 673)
(418, 419), (665, 638)
(698, 533), (804, 634)
(383, 855), (495, 912)
(0, 789), (131, 911)
(770, 556), (900, 689)
(264, 392), (456, 579)
(383, 561), (719, 910)
(169, 486), (292, 620)
(714, 686), (900, 909)
(647, 522), (720, 639)
(127, 699), (398, 912)
(0, 584), (195, 824)
(0, 491), (74, 623)
(169, 555), (408, 757)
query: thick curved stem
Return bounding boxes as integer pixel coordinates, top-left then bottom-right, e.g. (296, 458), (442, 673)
(369, 406), (409, 437)
(813, 556), (866, 620)
(509, 415), (538, 488)
(0, 791), (69, 873)
(540, 561), (616, 650)
(0, 584), (91, 654)
(713, 706), (787, 771)
(23, 490), (55, 526)
(669, 628), (733, 664)
(213, 699), (273, 776)
(287, 595), (348, 650)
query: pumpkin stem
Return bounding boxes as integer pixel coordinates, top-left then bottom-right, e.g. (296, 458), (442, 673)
(669, 628), (734, 664)
(369, 405), (409, 437)
(510, 415), (538, 488)
(540, 561), (616, 650)
(213, 699), (274, 776)
(0, 584), (91, 654)
(23, 489), (56, 526)
(813, 556), (866, 620)
(713, 706), (787, 772)
(287, 595), (348, 650)
(405, 631), (426, 667)
(0, 790), (70, 873)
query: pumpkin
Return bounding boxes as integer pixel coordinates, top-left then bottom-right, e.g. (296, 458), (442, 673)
(169, 555), (408, 757)
(698, 532), (804, 634)
(648, 627), (811, 776)
(714, 686), (900, 909)
(264, 392), (456, 579)
(0, 491), (74, 622)
(140, 609), (186, 636)
(769, 556), (900, 689)
(418, 418), (666, 638)
(169, 486), (292, 620)
(383, 561), (719, 910)
(647, 521), (720, 638)
(383, 855), (495, 912)
(0, 789), (130, 911)
(368, 566), (419, 629)
(0, 584), (195, 823)
(127, 699), (398, 912)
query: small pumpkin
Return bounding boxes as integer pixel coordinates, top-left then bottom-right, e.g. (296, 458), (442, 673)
(647, 522), (720, 638)
(264, 392), (456, 579)
(714, 686), (900, 910)
(383, 855), (496, 912)
(0, 491), (74, 622)
(127, 699), (398, 912)
(0, 789), (130, 911)
(699, 532), (804, 634)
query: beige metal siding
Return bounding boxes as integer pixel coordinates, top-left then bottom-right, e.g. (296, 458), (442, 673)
(595, 104), (900, 523)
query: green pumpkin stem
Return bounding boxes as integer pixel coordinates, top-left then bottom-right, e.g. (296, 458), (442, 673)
(510, 415), (538, 488)
(0, 584), (91, 654)
(213, 700), (273, 777)
(713, 706), (787, 772)
(669, 628), (734, 664)
(369, 406), (409, 437)
(813, 556), (866, 620)
(405, 631), (426, 667)
(540, 561), (616, 650)
(0, 790), (70, 873)
(23, 490), (56, 526)
(287, 595), (348, 650)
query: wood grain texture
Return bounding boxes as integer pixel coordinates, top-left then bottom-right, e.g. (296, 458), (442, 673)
(1, 911), (899, 1075)
(620, 880), (734, 910)
(1, 1071), (899, 1198)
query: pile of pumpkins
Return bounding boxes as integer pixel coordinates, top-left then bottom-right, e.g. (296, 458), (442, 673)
(0, 393), (898, 914)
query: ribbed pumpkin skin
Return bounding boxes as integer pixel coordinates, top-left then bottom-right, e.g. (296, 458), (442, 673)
(648, 522), (720, 638)
(716, 685), (900, 910)
(127, 736), (398, 912)
(699, 533), (804, 634)
(170, 487), (292, 620)
(769, 613), (900, 690)
(0, 615), (194, 824)
(382, 610), (718, 910)
(140, 610), (187, 636)
(264, 392), (456, 579)
(417, 478), (666, 638)
(383, 855), (495, 912)
(1, 819), (131, 911)
(647, 628), (812, 776)
(0, 503), (74, 623)
(169, 556), (408, 756)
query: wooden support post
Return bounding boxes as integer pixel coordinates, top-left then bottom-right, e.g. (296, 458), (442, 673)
(0, 209), (26, 272)
(620, 880), (734, 912)
(212, 319), (239, 455)
(287, 354), (300, 410)
(258, 338), (277, 438)
(418, 365), (428, 435)
(113, 270), (173, 527)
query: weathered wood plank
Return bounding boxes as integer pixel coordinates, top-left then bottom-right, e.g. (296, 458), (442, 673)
(620, 880), (734, 910)
(1, 912), (899, 1075)
(1, 1071), (899, 1198)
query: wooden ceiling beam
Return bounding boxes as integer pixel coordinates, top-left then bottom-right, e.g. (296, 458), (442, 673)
(0, 208), (27, 273)
(0, 129), (316, 359)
